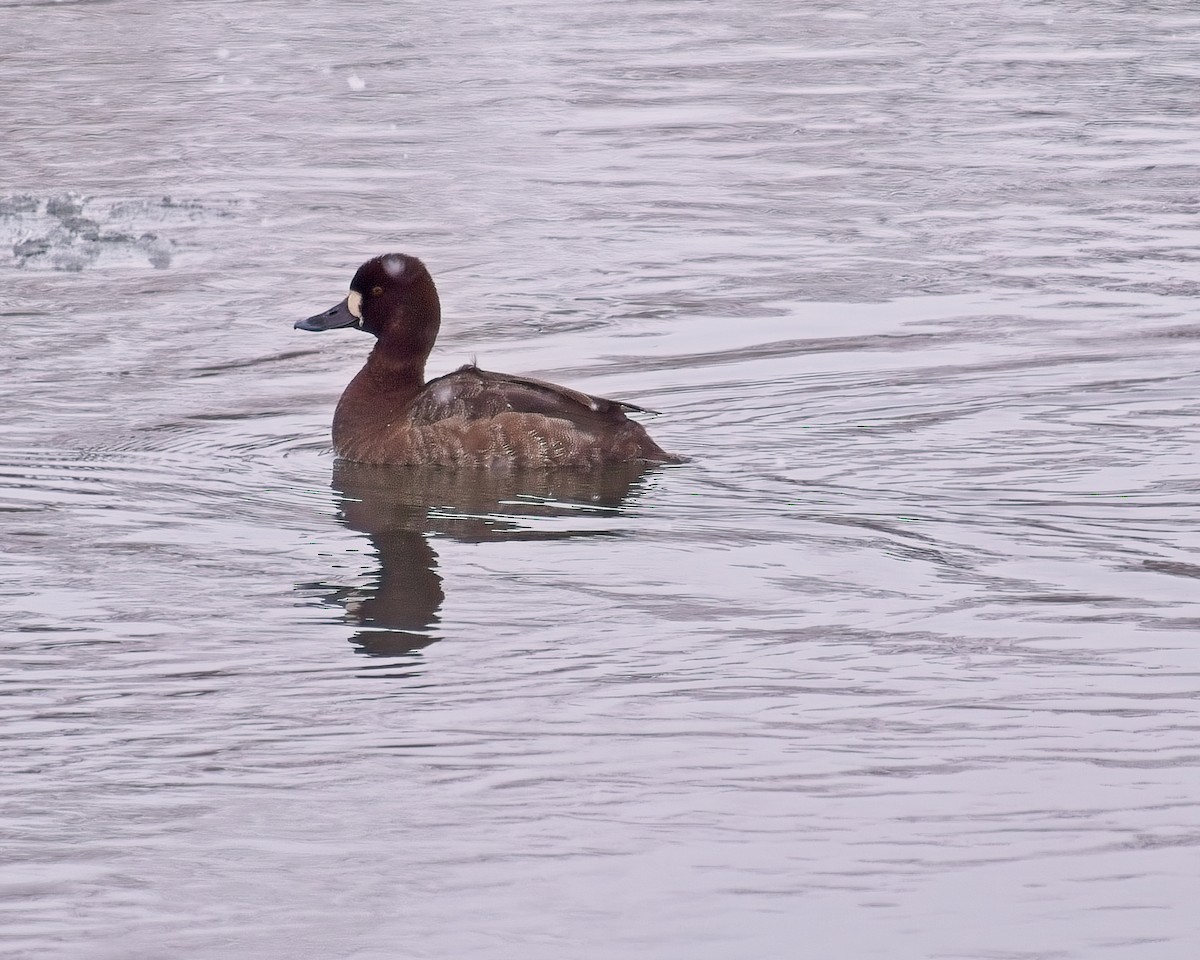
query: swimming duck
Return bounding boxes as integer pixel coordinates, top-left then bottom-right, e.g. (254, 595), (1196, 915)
(295, 254), (680, 466)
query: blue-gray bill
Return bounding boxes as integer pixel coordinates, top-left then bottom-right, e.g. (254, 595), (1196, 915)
(295, 298), (357, 331)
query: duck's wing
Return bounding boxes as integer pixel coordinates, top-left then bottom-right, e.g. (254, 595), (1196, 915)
(407, 364), (656, 426)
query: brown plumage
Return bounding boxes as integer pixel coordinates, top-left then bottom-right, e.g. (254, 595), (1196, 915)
(295, 254), (681, 467)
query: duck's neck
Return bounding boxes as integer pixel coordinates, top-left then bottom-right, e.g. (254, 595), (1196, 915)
(363, 343), (429, 395)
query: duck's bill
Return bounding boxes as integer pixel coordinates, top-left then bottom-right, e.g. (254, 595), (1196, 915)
(295, 298), (358, 331)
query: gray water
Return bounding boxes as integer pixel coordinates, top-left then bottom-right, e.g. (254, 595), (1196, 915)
(3, 1), (1200, 957)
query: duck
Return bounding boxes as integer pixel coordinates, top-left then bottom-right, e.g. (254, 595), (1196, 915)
(295, 253), (681, 467)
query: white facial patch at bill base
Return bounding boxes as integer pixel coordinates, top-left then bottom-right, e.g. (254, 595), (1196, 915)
(346, 290), (363, 320)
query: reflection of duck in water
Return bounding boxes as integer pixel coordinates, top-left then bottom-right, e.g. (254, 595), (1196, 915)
(300, 461), (660, 660)
(295, 253), (680, 467)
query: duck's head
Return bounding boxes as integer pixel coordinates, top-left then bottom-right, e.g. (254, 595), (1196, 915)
(296, 254), (441, 356)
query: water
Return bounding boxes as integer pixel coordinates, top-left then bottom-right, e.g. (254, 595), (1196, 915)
(3, 0), (1200, 957)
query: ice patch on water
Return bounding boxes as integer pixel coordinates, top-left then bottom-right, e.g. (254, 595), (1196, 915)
(0, 193), (239, 271)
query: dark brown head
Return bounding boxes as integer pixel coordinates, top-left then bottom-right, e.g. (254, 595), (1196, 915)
(296, 253), (442, 362)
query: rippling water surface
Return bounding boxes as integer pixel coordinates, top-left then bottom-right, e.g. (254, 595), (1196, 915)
(4, 1), (1200, 957)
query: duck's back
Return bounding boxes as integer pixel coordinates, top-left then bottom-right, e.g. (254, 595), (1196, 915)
(335, 364), (679, 467)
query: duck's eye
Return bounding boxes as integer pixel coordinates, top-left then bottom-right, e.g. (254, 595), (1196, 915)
(371, 285), (384, 297)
